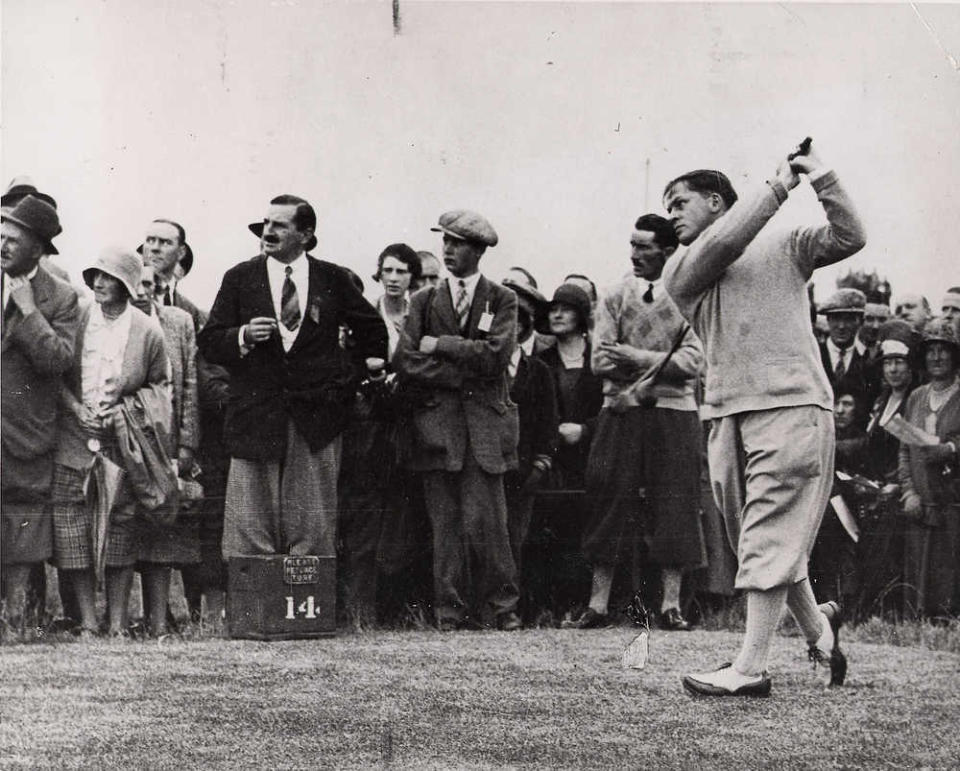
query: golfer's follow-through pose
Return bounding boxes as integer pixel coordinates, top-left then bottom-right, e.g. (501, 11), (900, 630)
(662, 141), (866, 696)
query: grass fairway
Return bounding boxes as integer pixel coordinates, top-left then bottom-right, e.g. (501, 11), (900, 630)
(2, 627), (959, 769)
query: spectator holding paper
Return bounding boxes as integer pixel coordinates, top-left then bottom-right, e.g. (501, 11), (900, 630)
(896, 317), (960, 620)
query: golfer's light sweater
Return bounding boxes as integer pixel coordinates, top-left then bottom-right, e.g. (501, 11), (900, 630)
(663, 171), (866, 420)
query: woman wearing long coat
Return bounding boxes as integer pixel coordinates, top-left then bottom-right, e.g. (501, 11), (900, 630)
(897, 317), (960, 620)
(52, 247), (169, 638)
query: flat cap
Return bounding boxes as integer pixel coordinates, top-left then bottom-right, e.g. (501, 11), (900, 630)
(431, 209), (498, 247)
(818, 288), (866, 315)
(863, 302), (891, 319)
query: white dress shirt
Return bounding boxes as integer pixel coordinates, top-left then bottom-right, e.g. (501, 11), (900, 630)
(82, 303), (133, 415)
(239, 252), (310, 354)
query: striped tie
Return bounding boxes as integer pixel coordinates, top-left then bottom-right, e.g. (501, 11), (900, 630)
(281, 266), (301, 331)
(455, 279), (469, 331)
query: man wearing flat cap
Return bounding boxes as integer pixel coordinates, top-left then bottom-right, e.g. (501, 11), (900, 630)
(394, 209), (523, 631)
(818, 287), (878, 416)
(1, 195), (80, 632)
(500, 277), (557, 617)
(199, 194), (387, 566)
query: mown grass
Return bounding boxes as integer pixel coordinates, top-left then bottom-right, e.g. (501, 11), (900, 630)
(2, 624), (959, 769)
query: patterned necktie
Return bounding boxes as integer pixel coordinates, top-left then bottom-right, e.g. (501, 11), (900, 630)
(643, 283), (654, 303)
(281, 266), (301, 331)
(835, 349), (847, 380)
(455, 279), (469, 331)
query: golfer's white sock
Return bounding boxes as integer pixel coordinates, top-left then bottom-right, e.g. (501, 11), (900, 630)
(587, 566), (614, 615)
(660, 569), (682, 613)
(733, 586), (788, 677)
(786, 579), (829, 648)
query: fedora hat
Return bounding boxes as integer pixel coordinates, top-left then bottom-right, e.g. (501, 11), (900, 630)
(248, 220), (318, 253)
(1, 195), (61, 254)
(82, 246), (142, 299)
(1, 177), (57, 210)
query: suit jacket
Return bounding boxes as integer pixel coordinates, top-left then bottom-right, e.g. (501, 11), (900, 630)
(155, 304), (199, 453)
(56, 303), (170, 470)
(818, 342), (878, 419)
(508, 350), (558, 481)
(393, 276), (519, 474)
(197, 254), (388, 460)
(1, 266), (80, 497)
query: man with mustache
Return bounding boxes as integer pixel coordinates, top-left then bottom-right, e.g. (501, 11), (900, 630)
(568, 214), (704, 631)
(199, 195), (387, 575)
(663, 142), (866, 696)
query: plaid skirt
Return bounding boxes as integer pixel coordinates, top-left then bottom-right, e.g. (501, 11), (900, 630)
(51, 463), (139, 570)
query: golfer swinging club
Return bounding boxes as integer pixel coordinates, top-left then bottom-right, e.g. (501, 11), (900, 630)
(662, 140), (866, 697)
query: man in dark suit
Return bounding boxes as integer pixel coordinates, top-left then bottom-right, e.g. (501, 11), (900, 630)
(198, 194), (387, 561)
(394, 209), (522, 631)
(817, 288), (877, 419)
(1, 196), (79, 630)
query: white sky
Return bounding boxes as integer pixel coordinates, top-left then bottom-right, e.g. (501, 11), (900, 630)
(3, 1), (960, 310)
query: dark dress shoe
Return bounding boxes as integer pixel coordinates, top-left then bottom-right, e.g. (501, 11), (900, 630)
(659, 607), (692, 631)
(562, 608), (609, 629)
(497, 611), (522, 631)
(808, 601), (847, 686)
(682, 664), (772, 698)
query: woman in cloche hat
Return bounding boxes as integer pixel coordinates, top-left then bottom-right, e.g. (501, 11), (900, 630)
(51, 247), (170, 639)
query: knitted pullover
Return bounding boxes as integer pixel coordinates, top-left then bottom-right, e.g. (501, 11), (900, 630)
(663, 171), (866, 420)
(591, 275), (702, 411)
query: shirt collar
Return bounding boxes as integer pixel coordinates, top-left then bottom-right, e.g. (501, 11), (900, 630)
(268, 252), (307, 277)
(520, 334), (536, 357)
(448, 271), (482, 294)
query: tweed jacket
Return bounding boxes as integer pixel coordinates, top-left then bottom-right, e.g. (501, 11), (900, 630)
(393, 275), (519, 474)
(155, 303), (199, 453)
(1, 266), (80, 495)
(197, 254), (388, 460)
(56, 302), (170, 471)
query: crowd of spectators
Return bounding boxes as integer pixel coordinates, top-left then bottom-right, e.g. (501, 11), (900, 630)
(2, 175), (958, 642)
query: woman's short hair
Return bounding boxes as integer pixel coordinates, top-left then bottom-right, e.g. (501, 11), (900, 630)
(373, 243), (421, 283)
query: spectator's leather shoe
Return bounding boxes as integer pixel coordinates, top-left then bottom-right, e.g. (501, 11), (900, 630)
(497, 611), (522, 631)
(682, 664), (772, 698)
(659, 607), (692, 631)
(808, 601), (847, 686)
(562, 608), (609, 629)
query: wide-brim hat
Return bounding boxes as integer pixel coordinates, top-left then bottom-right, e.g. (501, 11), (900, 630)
(82, 246), (142, 299)
(818, 287), (866, 316)
(1, 177), (58, 211)
(430, 210), (498, 247)
(1, 194), (61, 255)
(136, 240), (194, 276)
(503, 278), (548, 327)
(922, 316), (959, 350)
(536, 282), (591, 335)
(248, 220), (318, 253)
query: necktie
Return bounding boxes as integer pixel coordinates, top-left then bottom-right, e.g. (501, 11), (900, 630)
(835, 349), (847, 380)
(163, 286), (172, 306)
(643, 283), (654, 303)
(455, 279), (469, 331)
(281, 266), (301, 331)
